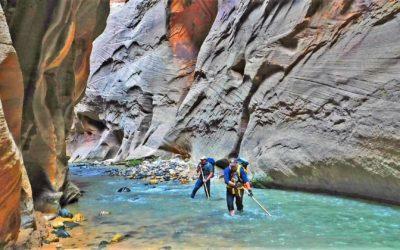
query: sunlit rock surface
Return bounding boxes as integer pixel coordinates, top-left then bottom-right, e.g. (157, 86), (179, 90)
(72, 0), (400, 203)
(0, 0), (109, 212)
(0, 0), (108, 245)
(0, 4), (27, 245)
(0, 102), (22, 245)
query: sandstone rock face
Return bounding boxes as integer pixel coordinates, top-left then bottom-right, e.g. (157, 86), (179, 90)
(1, 0), (109, 211)
(68, 0), (217, 162)
(166, 0), (400, 203)
(72, 0), (400, 203)
(0, 4), (26, 245)
(0, 101), (22, 245)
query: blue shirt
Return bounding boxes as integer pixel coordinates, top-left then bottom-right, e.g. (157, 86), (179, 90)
(199, 162), (214, 178)
(224, 166), (249, 185)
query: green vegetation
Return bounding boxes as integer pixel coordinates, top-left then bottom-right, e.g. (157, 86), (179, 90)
(125, 159), (144, 167)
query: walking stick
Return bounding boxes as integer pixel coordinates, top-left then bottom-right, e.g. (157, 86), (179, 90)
(244, 189), (271, 216)
(200, 168), (210, 199)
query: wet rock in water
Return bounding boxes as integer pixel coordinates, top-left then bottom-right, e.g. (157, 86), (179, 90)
(180, 179), (189, 185)
(43, 213), (58, 221)
(58, 208), (73, 218)
(149, 179), (158, 185)
(44, 235), (60, 244)
(110, 233), (124, 243)
(51, 220), (65, 229)
(72, 213), (85, 222)
(137, 173), (145, 179)
(117, 187), (131, 192)
(50, 216), (76, 226)
(99, 210), (111, 216)
(98, 240), (109, 248)
(125, 169), (137, 176)
(63, 221), (80, 229)
(52, 229), (71, 238)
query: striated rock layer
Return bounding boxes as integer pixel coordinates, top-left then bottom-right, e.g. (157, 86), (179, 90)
(71, 0), (400, 204)
(166, 0), (400, 203)
(1, 0), (110, 212)
(0, 4), (29, 245)
(68, 0), (217, 162)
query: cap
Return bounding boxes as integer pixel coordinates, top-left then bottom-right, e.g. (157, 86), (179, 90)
(200, 156), (207, 160)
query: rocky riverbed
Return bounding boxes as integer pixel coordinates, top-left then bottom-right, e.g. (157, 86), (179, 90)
(71, 158), (198, 185)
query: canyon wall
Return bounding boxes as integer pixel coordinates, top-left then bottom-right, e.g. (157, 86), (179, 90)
(71, 0), (400, 204)
(168, 0), (400, 203)
(1, 0), (109, 211)
(0, 0), (109, 245)
(0, 5), (24, 245)
(68, 0), (218, 162)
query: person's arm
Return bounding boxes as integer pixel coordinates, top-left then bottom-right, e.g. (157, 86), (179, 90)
(206, 164), (215, 180)
(206, 172), (213, 181)
(224, 168), (235, 187)
(196, 164), (201, 173)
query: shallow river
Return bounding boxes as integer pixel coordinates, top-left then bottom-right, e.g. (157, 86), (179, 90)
(64, 165), (400, 249)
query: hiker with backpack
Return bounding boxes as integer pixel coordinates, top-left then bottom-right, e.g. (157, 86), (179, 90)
(190, 156), (215, 199)
(224, 158), (253, 216)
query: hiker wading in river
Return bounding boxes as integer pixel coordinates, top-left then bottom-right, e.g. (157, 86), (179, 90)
(191, 156), (214, 198)
(224, 159), (253, 216)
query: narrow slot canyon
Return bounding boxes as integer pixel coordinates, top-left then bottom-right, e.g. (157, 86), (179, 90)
(0, 0), (399, 249)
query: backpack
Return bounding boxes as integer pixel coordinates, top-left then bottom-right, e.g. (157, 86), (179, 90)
(207, 157), (216, 166)
(237, 157), (249, 171)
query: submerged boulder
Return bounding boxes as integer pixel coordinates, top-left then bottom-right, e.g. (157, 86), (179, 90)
(117, 187), (131, 192)
(58, 208), (73, 219)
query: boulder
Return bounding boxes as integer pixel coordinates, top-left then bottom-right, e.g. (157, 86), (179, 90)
(58, 208), (73, 219)
(72, 213), (85, 223)
(110, 233), (124, 243)
(117, 187), (131, 192)
(52, 229), (71, 238)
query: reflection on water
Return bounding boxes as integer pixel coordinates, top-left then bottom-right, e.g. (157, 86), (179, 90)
(66, 165), (400, 249)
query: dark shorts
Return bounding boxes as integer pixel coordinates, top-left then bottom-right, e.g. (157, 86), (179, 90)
(226, 188), (244, 211)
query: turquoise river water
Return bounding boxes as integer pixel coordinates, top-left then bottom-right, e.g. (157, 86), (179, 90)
(65, 165), (400, 249)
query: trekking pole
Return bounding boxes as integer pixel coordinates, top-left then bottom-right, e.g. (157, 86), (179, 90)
(200, 168), (210, 199)
(244, 189), (271, 216)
